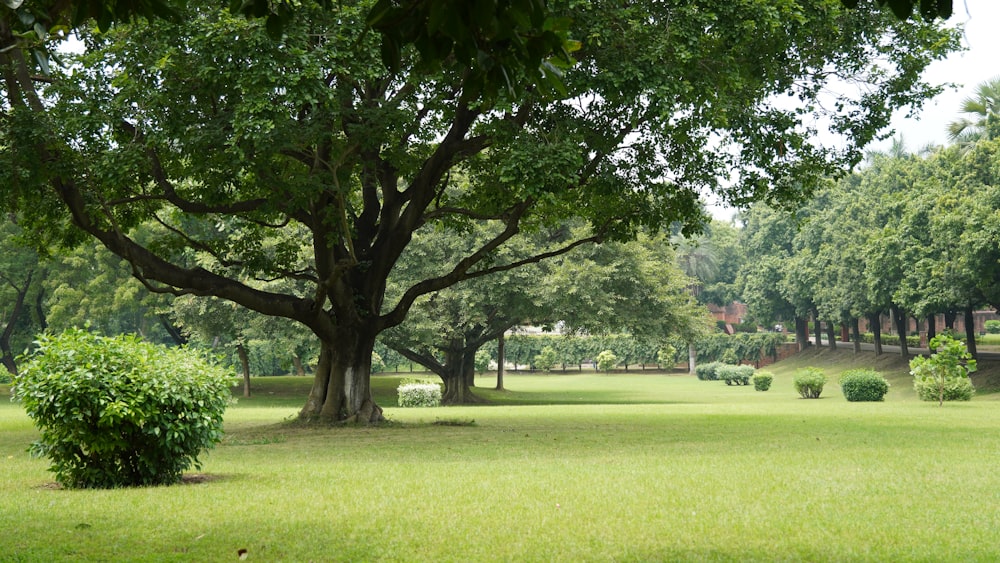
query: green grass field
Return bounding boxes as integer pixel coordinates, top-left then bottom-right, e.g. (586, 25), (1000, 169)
(3, 348), (1000, 561)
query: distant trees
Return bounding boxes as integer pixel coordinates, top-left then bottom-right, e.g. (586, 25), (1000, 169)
(737, 136), (1000, 359)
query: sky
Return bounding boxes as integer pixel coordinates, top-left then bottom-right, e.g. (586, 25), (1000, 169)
(877, 0), (1000, 152)
(710, 0), (1000, 221)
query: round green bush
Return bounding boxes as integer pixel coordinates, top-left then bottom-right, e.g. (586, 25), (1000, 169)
(534, 346), (559, 371)
(13, 328), (235, 489)
(717, 364), (754, 386)
(753, 371), (773, 391)
(914, 377), (975, 402)
(596, 350), (618, 372)
(985, 320), (1000, 335)
(840, 369), (889, 402)
(793, 367), (827, 399)
(695, 361), (724, 381)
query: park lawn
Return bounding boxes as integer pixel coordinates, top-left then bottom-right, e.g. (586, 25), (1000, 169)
(2, 358), (1000, 561)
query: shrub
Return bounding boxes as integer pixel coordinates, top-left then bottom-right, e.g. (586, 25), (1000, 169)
(793, 367), (827, 399)
(534, 346), (559, 371)
(914, 377), (975, 402)
(371, 351), (387, 374)
(717, 364), (754, 386)
(12, 328), (235, 489)
(753, 371), (774, 391)
(839, 369), (889, 402)
(910, 334), (977, 405)
(0, 370), (11, 384)
(397, 383), (442, 407)
(985, 320), (1000, 335)
(695, 361), (724, 381)
(595, 350), (618, 372)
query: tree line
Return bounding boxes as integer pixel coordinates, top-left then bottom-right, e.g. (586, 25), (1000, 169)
(738, 118), (1000, 359)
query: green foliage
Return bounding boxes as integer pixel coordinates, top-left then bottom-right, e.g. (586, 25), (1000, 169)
(371, 352), (386, 374)
(753, 371), (773, 392)
(909, 334), (977, 405)
(0, 371), (11, 384)
(595, 350), (618, 373)
(533, 346), (559, 372)
(985, 320), (1000, 334)
(12, 328), (235, 488)
(793, 367), (827, 399)
(474, 349), (492, 373)
(717, 364), (754, 386)
(859, 332), (920, 347)
(695, 361), (724, 381)
(657, 344), (677, 368)
(396, 383), (442, 408)
(399, 377), (439, 386)
(695, 333), (787, 365)
(839, 369), (890, 402)
(914, 377), (975, 402)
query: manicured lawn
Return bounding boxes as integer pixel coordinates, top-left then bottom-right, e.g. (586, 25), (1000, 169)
(3, 352), (1000, 561)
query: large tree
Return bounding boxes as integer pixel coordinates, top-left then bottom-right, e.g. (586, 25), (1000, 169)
(1, 1), (958, 422)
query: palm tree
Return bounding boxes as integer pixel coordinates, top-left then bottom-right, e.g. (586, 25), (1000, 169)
(947, 76), (1000, 148)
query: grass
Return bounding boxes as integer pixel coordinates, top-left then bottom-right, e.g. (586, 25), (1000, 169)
(3, 349), (1000, 561)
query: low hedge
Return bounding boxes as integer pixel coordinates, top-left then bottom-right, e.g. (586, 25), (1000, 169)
(839, 369), (889, 402)
(397, 383), (442, 407)
(858, 333), (920, 347)
(695, 361), (724, 381)
(717, 364), (754, 386)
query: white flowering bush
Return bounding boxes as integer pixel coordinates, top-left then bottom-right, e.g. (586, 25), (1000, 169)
(397, 383), (442, 407)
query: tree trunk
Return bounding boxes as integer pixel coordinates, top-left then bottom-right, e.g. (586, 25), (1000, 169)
(439, 349), (486, 405)
(236, 342), (251, 398)
(892, 305), (909, 358)
(945, 311), (957, 330)
(871, 313), (883, 356)
(812, 308), (822, 347)
(292, 354), (306, 376)
(927, 314), (936, 342)
(496, 333), (505, 390)
(463, 349), (476, 389)
(299, 330), (383, 423)
(795, 316), (810, 351)
(825, 320), (837, 350)
(688, 342), (697, 374)
(0, 272), (31, 376)
(851, 317), (861, 354)
(34, 283), (47, 331)
(965, 305), (978, 359)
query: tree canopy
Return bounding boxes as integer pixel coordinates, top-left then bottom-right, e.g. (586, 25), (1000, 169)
(1, 1), (960, 421)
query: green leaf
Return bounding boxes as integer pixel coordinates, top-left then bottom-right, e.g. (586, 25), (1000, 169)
(3, 0), (24, 9)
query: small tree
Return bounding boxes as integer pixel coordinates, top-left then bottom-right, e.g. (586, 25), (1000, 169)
(657, 344), (677, 370)
(533, 346), (559, 372)
(910, 334), (977, 406)
(595, 350), (618, 373)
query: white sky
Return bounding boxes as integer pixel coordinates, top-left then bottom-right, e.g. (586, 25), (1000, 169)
(710, 0), (1000, 221)
(875, 0), (1000, 152)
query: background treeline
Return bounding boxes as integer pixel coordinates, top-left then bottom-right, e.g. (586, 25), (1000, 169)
(738, 132), (1000, 359)
(374, 331), (787, 373)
